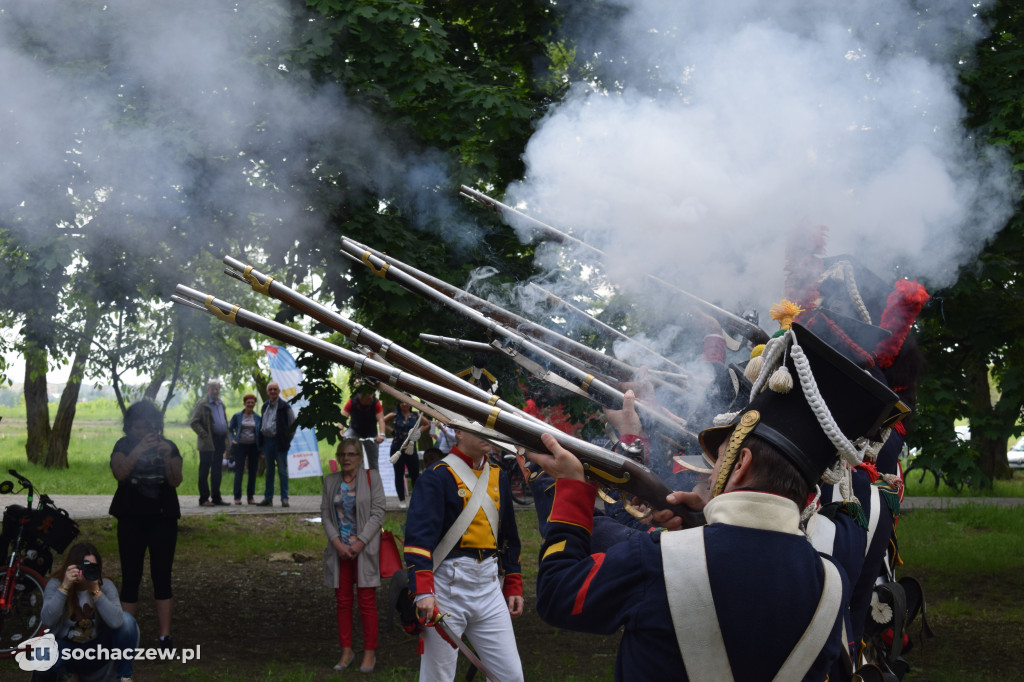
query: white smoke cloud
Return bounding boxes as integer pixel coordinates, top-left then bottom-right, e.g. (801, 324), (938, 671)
(0, 0), (467, 259)
(506, 0), (1016, 321)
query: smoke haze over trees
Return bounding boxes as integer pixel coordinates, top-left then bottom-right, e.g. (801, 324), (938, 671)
(0, 0), (1021, 485)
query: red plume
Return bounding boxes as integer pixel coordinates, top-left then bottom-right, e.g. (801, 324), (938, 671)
(875, 279), (929, 368)
(783, 224), (829, 310)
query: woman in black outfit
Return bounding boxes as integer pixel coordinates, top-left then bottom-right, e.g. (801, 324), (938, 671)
(109, 399), (182, 651)
(229, 393), (262, 504)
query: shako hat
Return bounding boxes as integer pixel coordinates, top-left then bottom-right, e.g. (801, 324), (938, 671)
(699, 323), (904, 491)
(797, 308), (891, 370)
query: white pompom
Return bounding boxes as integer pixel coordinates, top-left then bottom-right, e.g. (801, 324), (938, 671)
(744, 355), (763, 381)
(870, 592), (893, 624)
(768, 366), (793, 393)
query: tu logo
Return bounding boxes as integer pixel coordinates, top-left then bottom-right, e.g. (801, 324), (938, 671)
(15, 632), (59, 671)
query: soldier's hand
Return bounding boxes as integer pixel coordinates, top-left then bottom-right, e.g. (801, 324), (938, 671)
(416, 595), (437, 620)
(507, 595), (524, 617)
(651, 490), (709, 531)
(527, 433), (585, 482)
(604, 390), (645, 438)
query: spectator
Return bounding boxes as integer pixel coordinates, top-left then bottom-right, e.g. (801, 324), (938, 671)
(339, 386), (386, 470)
(321, 438), (386, 673)
(257, 382), (296, 507)
(189, 379), (230, 507)
(229, 393), (262, 505)
(384, 401), (426, 509)
(39, 542), (140, 682)
(431, 420), (457, 455)
(109, 399), (182, 652)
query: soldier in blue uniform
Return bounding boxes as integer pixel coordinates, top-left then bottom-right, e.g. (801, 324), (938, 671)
(529, 323), (905, 681)
(403, 429), (524, 682)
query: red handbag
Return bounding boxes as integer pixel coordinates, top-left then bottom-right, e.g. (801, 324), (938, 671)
(379, 530), (403, 579)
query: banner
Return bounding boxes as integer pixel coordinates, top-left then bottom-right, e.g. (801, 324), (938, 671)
(265, 345), (322, 479)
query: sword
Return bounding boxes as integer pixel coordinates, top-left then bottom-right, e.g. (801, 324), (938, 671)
(426, 609), (500, 681)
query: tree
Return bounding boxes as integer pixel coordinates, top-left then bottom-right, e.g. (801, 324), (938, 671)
(910, 0), (1024, 487)
(281, 0), (566, 434)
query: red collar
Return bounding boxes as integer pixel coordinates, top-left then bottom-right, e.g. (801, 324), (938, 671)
(449, 447), (485, 471)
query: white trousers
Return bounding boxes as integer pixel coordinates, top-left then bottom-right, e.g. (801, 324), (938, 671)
(420, 556), (524, 682)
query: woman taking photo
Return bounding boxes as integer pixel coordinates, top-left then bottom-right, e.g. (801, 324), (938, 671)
(383, 400), (426, 509)
(40, 542), (139, 682)
(321, 438), (386, 673)
(109, 399), (183, 652)
(229, 393), (262, 504)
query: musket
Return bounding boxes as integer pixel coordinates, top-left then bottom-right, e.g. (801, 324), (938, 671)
(170, 284), (705, 527)
(341, 236), (644, 385)
(221, 256), (582, 447)
(419, 332), (626, 397)
(340, 239), (698, 446)
(340, 236), (695, 410)
(459, 185), (770, 346)
(419, 334), (498, 356)
(527, 282), (690, 378)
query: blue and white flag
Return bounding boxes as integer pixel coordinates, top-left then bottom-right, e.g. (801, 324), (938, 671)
(265, 345), (322, 479)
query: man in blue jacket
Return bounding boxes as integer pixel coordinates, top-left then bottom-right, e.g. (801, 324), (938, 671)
(256, 382), (296, 508)
(529, 323), (906, 681)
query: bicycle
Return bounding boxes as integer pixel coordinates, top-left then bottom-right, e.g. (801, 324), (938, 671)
(0, 469), (80, 655)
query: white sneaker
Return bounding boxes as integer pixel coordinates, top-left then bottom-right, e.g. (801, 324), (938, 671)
(398, 500), (407, 509)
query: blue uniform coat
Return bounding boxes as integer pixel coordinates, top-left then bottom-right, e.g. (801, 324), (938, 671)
(537, 480), (850, 681)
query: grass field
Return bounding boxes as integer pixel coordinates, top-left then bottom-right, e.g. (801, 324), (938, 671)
(1, 403), (1022, 679)
(0, 408), (339, 498)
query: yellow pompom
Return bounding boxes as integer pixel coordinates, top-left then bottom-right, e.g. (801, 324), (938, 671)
(749, 343), (765, 359)
(768, 300), (804, 330)
(769, 366), (793, 393)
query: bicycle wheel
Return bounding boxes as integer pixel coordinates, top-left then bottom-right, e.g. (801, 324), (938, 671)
(0, 565), (46, 656)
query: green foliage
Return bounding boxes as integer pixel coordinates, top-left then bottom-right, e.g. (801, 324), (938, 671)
(911, 0), (1024, 487)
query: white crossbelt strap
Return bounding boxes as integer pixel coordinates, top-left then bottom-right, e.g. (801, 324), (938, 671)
(432, 454), (499, 570)
(806, 513), (838, 555)
(663, 528), (733, 682)
(663, 528), (843, 681)
(775, 557), (843, 680)
(865, 484), (881, 558)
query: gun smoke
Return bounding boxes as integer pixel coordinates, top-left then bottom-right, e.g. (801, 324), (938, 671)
(503, 0), (1016, 339)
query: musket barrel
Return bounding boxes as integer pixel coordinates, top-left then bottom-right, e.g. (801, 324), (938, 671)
(220, 255), (544, 427)
(528, 282), (689, 377)
(171, 283), (703, 526)
(419, 334), (499, 355)
(460, 185), (769, 345)
(341, 236), (643, 384)
(340, 239), (697, 445)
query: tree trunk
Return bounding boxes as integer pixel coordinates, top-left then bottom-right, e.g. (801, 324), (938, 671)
(108, 312), (128, 415)
(161, 322), (187, 415)
(23, 342), (51, 465)
(45, 309), (100, 468)
(964, 356), (1004, 487)
(143, 372), (166, 402)
(978, 436), (1012, 482)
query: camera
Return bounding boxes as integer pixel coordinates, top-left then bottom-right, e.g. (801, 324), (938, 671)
(80, 559), (101, 582)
